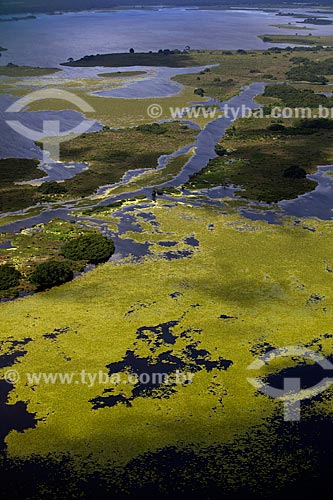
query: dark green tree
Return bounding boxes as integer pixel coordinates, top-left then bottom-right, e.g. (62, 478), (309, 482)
(0, 264), (21, 290)
(215, 144), (226, 156)
(283, 166), (307, 179)
(30, 261), (73, 290)
(268, 124), (285, 132)
(61, 233), (115, 264)
(37, 181), (67, 195)
(194, 88), (205, 97)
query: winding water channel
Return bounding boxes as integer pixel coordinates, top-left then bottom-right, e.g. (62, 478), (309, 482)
(1, 76), (333, 256)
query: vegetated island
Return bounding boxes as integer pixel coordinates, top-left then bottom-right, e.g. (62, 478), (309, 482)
(62, 48), (195, 68)
(0, 46), (7, 51)
(259, 34), (333, 46)
(97, 70), (147, 77)
(300, 17), (333, 25)
(276, 11), (329, 18)
(270, 24), (312, 30)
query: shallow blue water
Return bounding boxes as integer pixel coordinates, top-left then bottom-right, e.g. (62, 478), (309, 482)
(0, 94), (100, 159)
(279, 165), (333, 219)
(93, 66), (212, 98)
(0, 93), (101, 181)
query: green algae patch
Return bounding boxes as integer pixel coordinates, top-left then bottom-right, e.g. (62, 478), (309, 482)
(1, 203), (333, 469)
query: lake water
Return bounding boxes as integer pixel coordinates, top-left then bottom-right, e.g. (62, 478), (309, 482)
(1, 7), (333, 67)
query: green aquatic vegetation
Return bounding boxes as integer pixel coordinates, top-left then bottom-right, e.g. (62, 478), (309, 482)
(75, 197), (151, 219)
(1, 203), (333, 476)
(2, 44), (333, 497)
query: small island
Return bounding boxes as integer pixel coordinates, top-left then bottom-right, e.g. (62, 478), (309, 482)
(62, 48), (194, 68)
(259, 34), (333, 46)
(300, 17), (333, 25)
(97, 70), (147, 78)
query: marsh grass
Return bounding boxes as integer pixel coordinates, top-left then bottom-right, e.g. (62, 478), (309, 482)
(59, 123), (196, 197)
(186, 116), (333, 202)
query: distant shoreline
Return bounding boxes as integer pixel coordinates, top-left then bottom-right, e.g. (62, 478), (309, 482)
(0, 15), (36, 22)
(1, 2), (333, 16)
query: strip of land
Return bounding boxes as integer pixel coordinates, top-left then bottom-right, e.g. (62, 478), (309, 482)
(0, 65), (60, 77)
(269, 24), (312, 30)
(259, 34), (333, 46)
(62, 51), (196, 68)
(97, 71), (146, 78)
